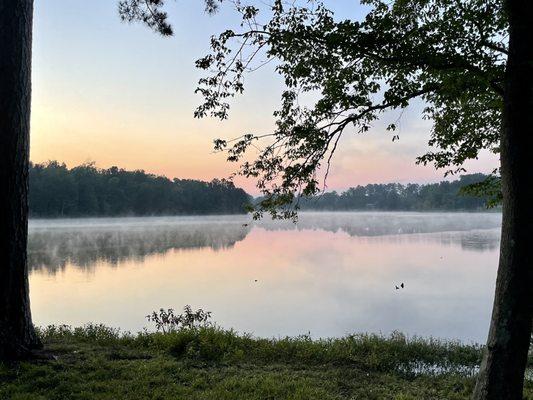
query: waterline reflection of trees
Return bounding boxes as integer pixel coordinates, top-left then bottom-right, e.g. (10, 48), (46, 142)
(329, 230), (501, 253)
(28, 221), (250, 275)
(257, 212), (502, 239)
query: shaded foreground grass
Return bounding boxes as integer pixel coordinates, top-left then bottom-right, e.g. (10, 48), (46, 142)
(1, 325), (531, 400)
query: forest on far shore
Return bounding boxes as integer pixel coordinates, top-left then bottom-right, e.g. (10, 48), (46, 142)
(29, 161), (251, 217)
(29, 161), (493, 218)
(298, 174), (493, 212)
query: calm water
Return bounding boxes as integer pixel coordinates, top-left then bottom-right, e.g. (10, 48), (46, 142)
(28, 212), (502, 343)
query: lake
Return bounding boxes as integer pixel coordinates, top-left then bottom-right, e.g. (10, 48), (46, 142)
(28, 212), (502, 344)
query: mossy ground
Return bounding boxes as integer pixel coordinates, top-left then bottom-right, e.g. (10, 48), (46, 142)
(1, 325), (531, 400)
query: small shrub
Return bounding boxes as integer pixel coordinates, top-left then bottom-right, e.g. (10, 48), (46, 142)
(146, 306), (211, 333)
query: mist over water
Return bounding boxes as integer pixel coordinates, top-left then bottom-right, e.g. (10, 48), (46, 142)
(29, 216), (251, 275)
(28, 212), (501, 343)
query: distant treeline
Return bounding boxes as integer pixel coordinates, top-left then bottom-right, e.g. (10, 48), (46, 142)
(298, 174), (494, 211)
(29, 162), (493, 217)
(29, 161), (251, 217)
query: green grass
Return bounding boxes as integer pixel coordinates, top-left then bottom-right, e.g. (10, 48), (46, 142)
(0, 325), (531, 400)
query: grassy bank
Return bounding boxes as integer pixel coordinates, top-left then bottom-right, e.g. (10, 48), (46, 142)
(1, 325), (531, 400)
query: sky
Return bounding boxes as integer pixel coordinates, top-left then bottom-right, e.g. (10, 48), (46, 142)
(31, 0), (498, 194)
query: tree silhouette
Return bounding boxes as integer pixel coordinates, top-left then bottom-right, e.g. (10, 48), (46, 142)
(0, 0), (40, 360)
(192, 1), (531, 398)
(0, 0), (217, 360)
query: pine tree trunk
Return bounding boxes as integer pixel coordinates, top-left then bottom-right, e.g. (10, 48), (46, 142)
(0, 0), (41, 360)
(473, 1), (533, 398)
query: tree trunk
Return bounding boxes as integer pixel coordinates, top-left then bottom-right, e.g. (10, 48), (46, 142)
(473, 1), (533, 399)
(0, 0), (40, 360)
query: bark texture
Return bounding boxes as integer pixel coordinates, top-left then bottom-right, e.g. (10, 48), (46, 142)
(0, 0), (40, 359)
(473, 1), (533, 399)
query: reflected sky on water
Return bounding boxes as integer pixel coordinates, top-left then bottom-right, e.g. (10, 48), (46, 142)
(28, 212), (502, 343)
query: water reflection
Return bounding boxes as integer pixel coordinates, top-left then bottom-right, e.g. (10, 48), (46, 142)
(29, 212), (501, 274)
(28, 212), (502, 342)
(258, 211), (502, 237)
(29, 217), (250, 274)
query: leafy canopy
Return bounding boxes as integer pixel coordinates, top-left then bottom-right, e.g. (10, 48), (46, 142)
(121, 0), (507, 218)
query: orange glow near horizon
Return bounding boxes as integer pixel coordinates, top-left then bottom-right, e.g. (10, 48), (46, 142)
(30, 100), (498, 195)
